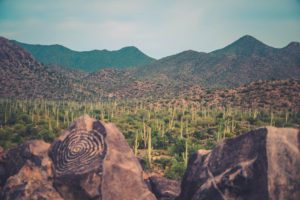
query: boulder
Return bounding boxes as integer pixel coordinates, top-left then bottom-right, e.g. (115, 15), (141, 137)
(49, 115), (156, 200)
(0, 140), (59, 200)
(1, 140), (51, 184)
(1, 161), (63, 200)
(0, 146), (4, 157)
(149, 176), (181, 200)
(0, 146), (5, 186)
(177, 127), (300, 200)
(0, 146), (4, 193)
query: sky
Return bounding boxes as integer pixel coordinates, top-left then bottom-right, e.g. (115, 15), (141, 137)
(0, 0), (300, 59)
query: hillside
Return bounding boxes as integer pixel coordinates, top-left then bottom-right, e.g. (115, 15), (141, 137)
(0, 37), (95, 100)
(135, 35), (300, 88)
(13, 41), (156, 72)
(1, 35), (300, 110)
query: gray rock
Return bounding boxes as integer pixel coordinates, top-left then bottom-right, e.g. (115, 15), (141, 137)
(149, 176), (181, 200)
(1, 161), (63, 200)
(1, 140), (51, 184)
(177, 127), (300, 200)
(49, 115), (156, 200)
(0, 140), (61, 200)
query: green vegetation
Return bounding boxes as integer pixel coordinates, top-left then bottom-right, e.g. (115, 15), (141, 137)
(13, 41), (155, 71)
(0, 99), (299, 180)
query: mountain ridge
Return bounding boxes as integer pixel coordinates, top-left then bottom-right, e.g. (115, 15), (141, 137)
(1, 35), (300, 106)
(12, 40), (156, 72)
(135, 34), (300, 88)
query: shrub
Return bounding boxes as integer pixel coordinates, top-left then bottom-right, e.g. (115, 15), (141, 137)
(164, 158), (186, 180)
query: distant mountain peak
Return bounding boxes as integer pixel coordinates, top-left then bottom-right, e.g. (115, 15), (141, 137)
(230, 35), (265, 48)
(237, 35), (259, 42)
(120, 46), (139, 50)
(119, 46), (142, 53)
(181, 49), (200, 54)
(212, 35), (272, 56)
(285, 41), (300, 49)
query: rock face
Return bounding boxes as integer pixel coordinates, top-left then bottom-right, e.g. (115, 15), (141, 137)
(149, 176), (181, 200)
(0, 140), (51, 185)
(2, 161), (63, 200)
(2, 116), (299, 200)
(0, 115), (156, 200)
(0, 146), (5, 186)
(101, 122), (156, 200)
(49, 115), (156, 200)
(49, 115), (107, 200)
(177, 127), (300, 200)
(0, 140), (61, 200)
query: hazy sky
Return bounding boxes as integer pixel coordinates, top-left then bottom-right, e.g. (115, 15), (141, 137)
(0, 0), (300, 58)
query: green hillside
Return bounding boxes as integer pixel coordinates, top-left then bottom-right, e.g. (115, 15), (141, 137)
(13, 41), (156, 72)
(135, 35), (300, 88)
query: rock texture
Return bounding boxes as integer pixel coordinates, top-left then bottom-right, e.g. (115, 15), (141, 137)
(2, 116), (299, 200)
(50, 115), (156, 200)
(0, 140), (60, 200)
(0, 115), (156, 200)
(49, 115), (107, 200)
(1, 140), (51, 184)
(177, 127), (300, 200)
(2, 161), (63, 200)
(101, 123), (156, 200)
(149, 176), (181, 200)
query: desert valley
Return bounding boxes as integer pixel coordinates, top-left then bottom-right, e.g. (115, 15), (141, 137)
(0, 0), (300, 199)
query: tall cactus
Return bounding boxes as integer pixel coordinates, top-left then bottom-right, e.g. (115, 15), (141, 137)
(147, 126), (152, 168)
(134, 132), (139, 156)
(182, 138), (189, 168)
(270, 111), (274, 126)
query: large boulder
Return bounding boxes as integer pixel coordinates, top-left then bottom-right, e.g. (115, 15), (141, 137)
(0, 140), (60, 200)
(0, 140), (51, 185)
(0, 146), (4, 157)
(149, 176), (181, 200)
(1, 161), (63, 200)
(177, 127), (300, 200)
(49, 115), (156, 200)
(0, 146), (5, 186)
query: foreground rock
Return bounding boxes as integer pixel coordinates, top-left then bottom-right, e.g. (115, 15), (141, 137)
(2, 161), (63, 200)
(177, 127), (300, 200)
(0, 146), (5, 186)
(49, 115), (156, 200)
(1, 115), (156, 200)
(149, 176), (181, 200)
(3, 116), (298, 200)
(0, 140), (61, 200)
(0, 140), (51, 184)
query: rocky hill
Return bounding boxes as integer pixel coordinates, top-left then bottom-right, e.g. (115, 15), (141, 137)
(0, 36), (63, 99)
(12, 35), (300, 88)
(1, 36), (300, 110)
(186, 79), (300, 110)
(135, 35), (300, 88)
(13, 41), (156, 72)
(0, 37), (99, 100)
(0, 115), (299, 199)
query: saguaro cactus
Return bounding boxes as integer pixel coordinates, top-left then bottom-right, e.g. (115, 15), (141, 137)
(147, 126), (152, 168)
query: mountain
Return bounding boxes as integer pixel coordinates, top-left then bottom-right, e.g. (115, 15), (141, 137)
(1, 35), (300, 109)
(0, 36), (96, 100)
(13, 41), (156, 72)
(212, 35), (275, 56)
(135, 35), (300, 88)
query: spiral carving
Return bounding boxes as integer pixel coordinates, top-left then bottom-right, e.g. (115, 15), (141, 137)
(50, 121), (107, 177)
